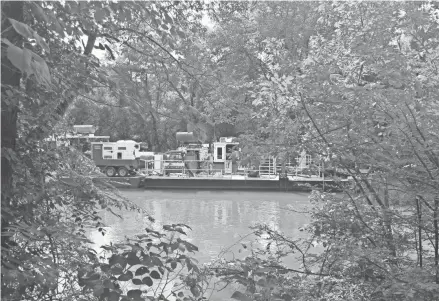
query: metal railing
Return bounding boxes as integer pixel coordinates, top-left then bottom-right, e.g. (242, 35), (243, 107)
(139, 159), (250, 178)
(258, 157), (325, 178)
(138, 159), (327, 180)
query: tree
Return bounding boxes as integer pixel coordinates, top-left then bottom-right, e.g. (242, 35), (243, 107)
(208, 2), (439, 300)
(1, 2), (206, 300)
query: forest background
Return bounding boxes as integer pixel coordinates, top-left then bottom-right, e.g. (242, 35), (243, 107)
(2, 1), (439, 301)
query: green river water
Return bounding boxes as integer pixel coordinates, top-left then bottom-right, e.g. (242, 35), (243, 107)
(89, 190), (312, 300)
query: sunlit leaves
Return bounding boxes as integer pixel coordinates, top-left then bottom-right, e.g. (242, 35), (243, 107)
(8, 18), (49, 52)
(93, 223), (204, 300)
(1, 2), (209, 301)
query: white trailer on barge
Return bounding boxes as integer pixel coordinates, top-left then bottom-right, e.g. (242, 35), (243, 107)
(91, 140), (142, 177)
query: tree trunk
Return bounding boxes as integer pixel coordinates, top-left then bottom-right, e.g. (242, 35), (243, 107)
(83, 33), (97, 56)
(383, 177), (396, 258)
(416, 196), (423, 268)
(150, 111), (160, 152)
(1, 1), (23, 248)
(1, 5), (24, 295)
(434, 195), (438, 283)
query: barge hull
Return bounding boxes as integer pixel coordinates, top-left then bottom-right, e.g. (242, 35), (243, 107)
(62, 176), (345, 191)
(140, 177), (344, 192)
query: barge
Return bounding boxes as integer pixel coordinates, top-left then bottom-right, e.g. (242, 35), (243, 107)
(63, 174), (347, 192)
(139, 175), (348, 192)
(55, 127), (352, 192)
(89, 132), (353, 192)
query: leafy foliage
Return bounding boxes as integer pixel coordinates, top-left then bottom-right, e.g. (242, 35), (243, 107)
(1, 2), (207, 301)
(206, 2), (439, 301)
(3, 1), (439, 301)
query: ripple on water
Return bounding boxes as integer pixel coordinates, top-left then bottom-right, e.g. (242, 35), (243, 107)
(89, 190), (312, 300)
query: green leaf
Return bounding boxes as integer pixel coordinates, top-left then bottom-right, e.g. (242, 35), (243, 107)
(52, 20), (64, 37)
(190, 286), (200, 297)
(151, 256), (163, 267)
(111, 266), (124, 275)
(170, 261), (177, 270)
(175, 227), (186, 235)
(126, 252), (141, 266)
(141, 255), (152, 266)
(127, 289), (142, 299)
(135, 266), (149, 276)
(30, 2), (49, 23)
(8, 18), (50, 53)
(177, 30), (186, 39)
(8, 18), (33, 39)
(94, 9), (107, 22)
(118, 271), (133, 281)
(103, 279), (115, 289)
(136, 234), (149, 239)
(125, 10), (132, 21)
(149, 270), (161, 279)
(84, 273), (101, 281)
(93, 285), (104, 297)
(101, 245), (113, 251)
(30, 53), (51, 86)
(132, 278), (142, 285)
(142, 276), (153, 286)
(231, 291), (252, 301)
(67, 2), (79, 14)
(257, 279), (267, 287)
(4, 42), (24, 73)
(183, 241), (198, 252)
(109, 254), (127, 268)
(109, 291), (120, 301)
(163, 12), (173, 25)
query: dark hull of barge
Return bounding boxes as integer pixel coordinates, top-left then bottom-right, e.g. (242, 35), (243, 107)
(62, 176), (346, 192)
(139, 176), (346, 192)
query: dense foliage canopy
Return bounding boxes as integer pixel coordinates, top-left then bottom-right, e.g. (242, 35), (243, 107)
(2, 1), (439, 301)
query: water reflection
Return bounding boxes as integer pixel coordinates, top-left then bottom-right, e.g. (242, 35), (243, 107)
(93, 190), (311, 266)
(87, 190), (313, 301)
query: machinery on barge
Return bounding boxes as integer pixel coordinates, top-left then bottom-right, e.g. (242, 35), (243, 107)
(141, 132), (326, 180)
(91, 140), (144, 177)
(81, 129), (332, 179)
(50, 125), (355, 191)
(48, 125), (371, 184)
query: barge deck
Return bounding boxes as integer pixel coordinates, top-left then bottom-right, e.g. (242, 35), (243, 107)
(139, 175), (348, 192)
(63, 175), (349, 192)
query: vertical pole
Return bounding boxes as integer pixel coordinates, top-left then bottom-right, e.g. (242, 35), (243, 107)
(416, 196), (422, 268)
(434, 195), (438, 283)
(295, 157), (298, 177)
